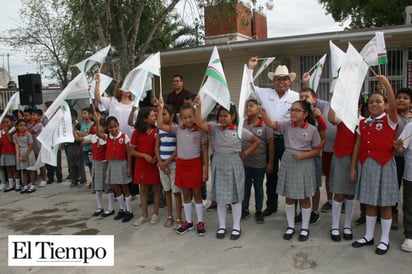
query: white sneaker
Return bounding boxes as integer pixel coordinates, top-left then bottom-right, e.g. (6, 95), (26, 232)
(401, 238), (412, 252)
(39, 180), (47, 187)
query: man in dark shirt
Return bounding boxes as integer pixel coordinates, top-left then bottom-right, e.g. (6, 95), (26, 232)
(166, 75), (192, 113)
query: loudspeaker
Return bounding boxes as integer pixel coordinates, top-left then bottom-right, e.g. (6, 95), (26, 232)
(18, 74), (43, 105)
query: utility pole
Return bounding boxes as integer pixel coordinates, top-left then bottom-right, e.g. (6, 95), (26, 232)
(7, 53), (10, 74)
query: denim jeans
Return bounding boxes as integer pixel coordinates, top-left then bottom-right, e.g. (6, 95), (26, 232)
(243, 166), (266, 212)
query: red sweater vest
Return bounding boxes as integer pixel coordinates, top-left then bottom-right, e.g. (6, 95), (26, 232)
(105, 133), (127, 160)
(334, 122), (356, 158)
(358, 115), (396, 165)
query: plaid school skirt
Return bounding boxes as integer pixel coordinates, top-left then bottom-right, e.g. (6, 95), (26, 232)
(329, 154), (355, 195)
(277, 150), (316, 199)
(355, 158), (399, 206)
(210, 153), (244, 204)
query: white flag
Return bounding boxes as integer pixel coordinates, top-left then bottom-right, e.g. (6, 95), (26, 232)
(238, 64), (255, 139)
(121, 52), (161, 102)
(331, 43), (368, 132)
(253, 57), (276, 80)
(89, 73), (113, 99)
(137, 52), (161, 77)
(329, 41), (346, 93)
(44, 73), (88, 119)
(0, 92), (20, 123)
(28, 102), (73, 169)
(199, 46), (231, 117)
(75, 44), (111, 73)
(360, 32), (388, 66)
(309, 54), (327, 93)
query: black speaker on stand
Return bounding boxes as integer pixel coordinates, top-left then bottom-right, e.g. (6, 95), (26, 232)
(18, 74), (43, 106)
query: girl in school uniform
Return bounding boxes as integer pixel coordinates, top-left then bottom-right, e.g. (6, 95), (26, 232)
(328, 106), (360, 242)
(130, 107), (161, 226)
(1, 115), (19, 192)
(261, 100), (321, 241)
(95, 116), (133, 223)
(74, 114), (109, 217)
(241, 99), (274, 224)
(156, 98), (209, 236)
(194, 97), (260, 240)
(350, 75), (399, 255)
(13, 119), (37, 194)
(154, 104), (183, 228)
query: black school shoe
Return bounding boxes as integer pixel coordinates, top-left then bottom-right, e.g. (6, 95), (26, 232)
(92, 208), (104, 217)
(114, 209), (126, 220)
(101, 209), (115, 217)
(255, 211), (264, 224)
(122, 211), (134, 222)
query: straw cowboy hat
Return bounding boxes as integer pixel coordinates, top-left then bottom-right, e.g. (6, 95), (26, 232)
(268, 65), (296, 82)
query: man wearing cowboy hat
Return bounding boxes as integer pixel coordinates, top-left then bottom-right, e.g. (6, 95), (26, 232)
(248, 57), (299, 217)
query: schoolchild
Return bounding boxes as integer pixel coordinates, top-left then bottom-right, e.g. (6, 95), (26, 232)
(1, 115), (19, 192)
(74, 113), (109, 217)
(394, 121), (412, 252)
(65, 109), (86, 187)
(298, 87), (327, 225)
(350, 75), (399, 255)
(156, 98), (209, 236)
(261, 100), (321, 241)
(154, 104), (183, 228)
(195, 98), (260, 240)
(13, 119), (37, 193)
(95, 116), (133, 222)
(30, 109), (47, 187)
(327, 102), (362, 242)
(241, 99), (274, 224)
(79, 107), (94, 176)
(130, 107), (161, 226)
(392, 88), (412, 229)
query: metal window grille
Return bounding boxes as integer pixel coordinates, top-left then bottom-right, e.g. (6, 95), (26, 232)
(299, 54), (331, 101)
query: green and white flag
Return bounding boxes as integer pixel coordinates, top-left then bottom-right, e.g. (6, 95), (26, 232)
(122, 52), (161, 103)
(360, 32), (388, 66)
(329, 41), (346, 93)
(75, 44), (111, 73)
(331, 43), (368, 133)
(237, 64), (255, 139)
(199, 46), (231, 118)
(0, 92), (20, 123)
(310, 54), (327, 93)
(253, 57), (276, 81)
(44, 72), (88, 119)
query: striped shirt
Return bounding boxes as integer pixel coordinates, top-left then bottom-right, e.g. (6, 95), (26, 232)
(157, 128), (177, 161)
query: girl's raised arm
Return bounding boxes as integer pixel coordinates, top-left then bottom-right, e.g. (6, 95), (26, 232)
(377, 75), (397, 124)
(193, 96), (209, 133)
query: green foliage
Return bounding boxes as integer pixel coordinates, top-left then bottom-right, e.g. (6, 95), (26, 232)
(318, 0), (412, 29)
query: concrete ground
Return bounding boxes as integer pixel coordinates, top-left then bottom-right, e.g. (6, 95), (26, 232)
(0, 157), (410, 273)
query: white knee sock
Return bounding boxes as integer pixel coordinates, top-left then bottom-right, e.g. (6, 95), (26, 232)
(195, 203), (203, 223)
(96, 191), (103, 209)
(9, 178), (16, 188)
(301, 207), (311, 230)
(117, 194), (125, 211)
(125, 195), (133, 213)
(380, 218), (392, 245)
(343, 199), (355, 229)
(231, 202), (242, 231)
(285, 203), (295, 229)
(331, 200), (342, 230)
(217, 203), (227, 229)
(107, 192), (115, 211)
(183, 202), (192, 223)
(365, 215), (377, 241)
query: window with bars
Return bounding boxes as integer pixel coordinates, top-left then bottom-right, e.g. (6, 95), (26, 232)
(299, 49), (406, 101)
(299, 54), (331, 101)
(254, 60), (282, 88)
